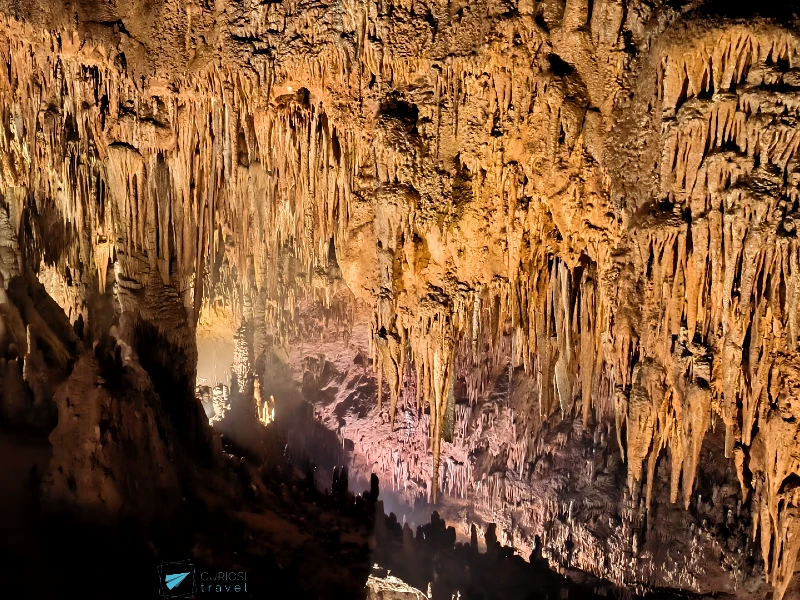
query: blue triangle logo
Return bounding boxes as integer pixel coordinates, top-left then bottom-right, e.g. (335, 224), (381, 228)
(165, 572), (190, 590)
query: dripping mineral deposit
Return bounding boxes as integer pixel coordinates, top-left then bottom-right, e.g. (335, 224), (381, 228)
(0, 0), (799, 599)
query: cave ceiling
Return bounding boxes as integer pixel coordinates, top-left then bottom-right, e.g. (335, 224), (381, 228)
(2, 0), (800, 597)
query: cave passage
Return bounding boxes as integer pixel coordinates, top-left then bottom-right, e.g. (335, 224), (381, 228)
(2, 0), (800, 598)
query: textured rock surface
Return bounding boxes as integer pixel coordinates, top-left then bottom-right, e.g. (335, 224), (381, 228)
(1, 0), (800, 598)
(366, 573), (428, 600)
(43, 348), (182, 523)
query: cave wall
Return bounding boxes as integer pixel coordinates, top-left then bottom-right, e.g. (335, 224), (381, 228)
(2, 0), (800, 597)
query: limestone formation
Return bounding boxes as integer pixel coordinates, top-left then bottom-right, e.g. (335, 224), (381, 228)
(1, 0), (800, 598)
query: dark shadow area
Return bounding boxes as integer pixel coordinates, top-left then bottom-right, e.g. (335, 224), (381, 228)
(130, 319), (212, 463)
(0, 420), (375, 600)
(692, 0), (800, 20)
(256, 349), (349, 487)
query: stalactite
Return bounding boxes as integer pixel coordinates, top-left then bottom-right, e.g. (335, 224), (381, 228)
(5, 5), (800, 598)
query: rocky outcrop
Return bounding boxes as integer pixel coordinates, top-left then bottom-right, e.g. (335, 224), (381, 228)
(366, 573), (428, 600)
(43, 347), (182, 523)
